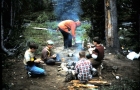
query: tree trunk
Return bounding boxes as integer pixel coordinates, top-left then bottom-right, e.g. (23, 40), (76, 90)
(138, 14), (140, 42)
(1, 0), (14, 56)
(104, 0), (120, 53)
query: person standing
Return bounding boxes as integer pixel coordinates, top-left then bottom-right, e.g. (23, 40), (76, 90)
(74, 51), (93, 83)
(41, 40), (61, 65)
(57, 20), (81, 49)
(23, 42), (46, 77)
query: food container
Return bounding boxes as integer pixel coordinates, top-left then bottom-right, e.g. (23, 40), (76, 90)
(68, 53), (73, 57)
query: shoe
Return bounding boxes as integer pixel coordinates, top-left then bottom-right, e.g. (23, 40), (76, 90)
(99, 76), (102, 79)
(27, 71), (32, 77)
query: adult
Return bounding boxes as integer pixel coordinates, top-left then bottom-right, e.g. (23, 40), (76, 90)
(57, 20), (81, 49)
(41, 40), (60, 65)
(23, 42), (46, 77)
(74, 51), (93, 83)
(86, 37), (104, 79)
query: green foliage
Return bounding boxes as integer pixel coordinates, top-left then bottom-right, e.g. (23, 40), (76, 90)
(31, 22), (47, 28)
(23, 21), (61, 54)
(46, 21), (58, 30)
(80, 23), (92, 40)
(22, 20), (91, 54)
(118, 26), (139, 52)
(81, 0), (105, 40)
(35, 12), (49, 23)
(24, 27), (49, 43)
(81, 23), (91, 31)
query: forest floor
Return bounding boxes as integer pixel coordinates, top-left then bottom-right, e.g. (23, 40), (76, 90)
(2, 41), (140, 90)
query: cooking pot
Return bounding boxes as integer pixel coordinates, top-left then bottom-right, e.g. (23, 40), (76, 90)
(68, 53), (73, 57)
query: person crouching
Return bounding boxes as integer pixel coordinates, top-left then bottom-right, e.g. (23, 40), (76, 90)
(74, 51), (93, 84)
(41, 40), (60, 65)
(23, 42), (46, 77)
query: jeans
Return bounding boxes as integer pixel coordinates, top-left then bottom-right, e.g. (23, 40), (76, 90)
(25, 65), (45, 75)
(59, 29), (72, 49)
(45, 54), (61, 65)
(55, 53), (61, 62)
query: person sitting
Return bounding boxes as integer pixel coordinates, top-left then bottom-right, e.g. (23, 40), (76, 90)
(86, 37), (104, 79)
(74, 51), (93, 84)
(23, 42), (46, 77)
(41, 40), (61, 65)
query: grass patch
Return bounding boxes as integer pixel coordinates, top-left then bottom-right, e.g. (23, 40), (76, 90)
(23, 21), (90, 54)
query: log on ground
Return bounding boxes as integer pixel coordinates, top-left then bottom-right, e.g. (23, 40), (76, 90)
(70, 79), (111, 86)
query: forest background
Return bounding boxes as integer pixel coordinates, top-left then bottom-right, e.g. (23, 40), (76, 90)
(1, 0), (140, 89)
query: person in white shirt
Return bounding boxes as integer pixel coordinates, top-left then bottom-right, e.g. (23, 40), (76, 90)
(23, 42), (46, 77)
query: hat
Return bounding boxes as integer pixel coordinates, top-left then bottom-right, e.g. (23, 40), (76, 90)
(47, 40), (54, 45)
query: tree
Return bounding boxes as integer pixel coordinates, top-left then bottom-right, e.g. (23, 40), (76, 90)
(1, 0), (15, 55)
(1, 0), (49, 56)
(81, 0), (105, 41)
(117, 0), (140, 52)
(104, 0), (120, 52)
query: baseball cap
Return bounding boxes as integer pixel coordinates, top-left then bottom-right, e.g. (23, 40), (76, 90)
(47, 40), (54, 45)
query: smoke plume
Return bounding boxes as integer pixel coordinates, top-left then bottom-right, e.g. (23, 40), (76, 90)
(52, 0), (83, 21)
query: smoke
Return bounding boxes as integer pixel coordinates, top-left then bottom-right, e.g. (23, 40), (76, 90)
(52, 0), (83, 21)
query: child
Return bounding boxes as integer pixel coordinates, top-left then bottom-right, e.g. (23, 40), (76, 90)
(23, 42), (46, 77)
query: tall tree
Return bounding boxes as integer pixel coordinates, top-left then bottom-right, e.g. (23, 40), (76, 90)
(117, 0), (140, 52)
(81, 0), (105, 41)
(104, 0), (120, 52)
(1, 0), (14, 55)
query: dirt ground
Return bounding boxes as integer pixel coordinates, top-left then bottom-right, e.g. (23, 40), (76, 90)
(2, 43), (140, 90)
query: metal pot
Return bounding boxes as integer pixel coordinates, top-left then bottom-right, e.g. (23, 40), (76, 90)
(68, 53), (73, 57)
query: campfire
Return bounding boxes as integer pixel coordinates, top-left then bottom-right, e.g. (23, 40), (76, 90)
(56, 41), (113, 90)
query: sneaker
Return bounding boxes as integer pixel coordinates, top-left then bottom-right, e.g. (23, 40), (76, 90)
(27, 71), (32, 77)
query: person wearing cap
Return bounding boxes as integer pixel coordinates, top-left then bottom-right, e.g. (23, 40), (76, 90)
(57, 20), (81, 49)
(41, 40), (61, 65)
(23, 42), (46, 77)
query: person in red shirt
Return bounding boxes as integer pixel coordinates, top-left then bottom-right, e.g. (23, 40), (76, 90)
(57, 20), (81, 49)
(86, 37), (104, 79)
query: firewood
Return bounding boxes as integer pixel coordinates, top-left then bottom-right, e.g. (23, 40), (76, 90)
(67, 86), (75, 90)
(70, 80), (111, 86)
(68, 85), (96, 90)
(73, 83), (98, 88)
(88, 81), (111, 86)
(70, 79), (99, 83)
